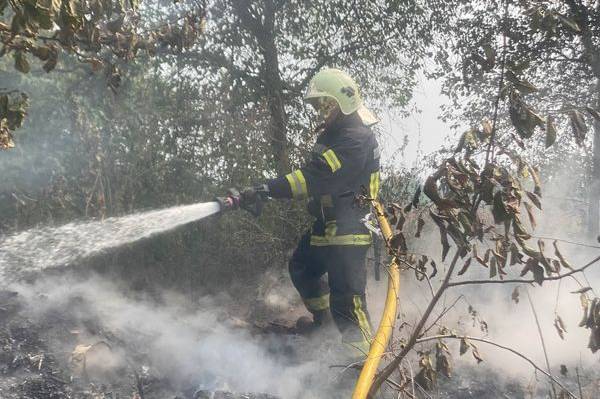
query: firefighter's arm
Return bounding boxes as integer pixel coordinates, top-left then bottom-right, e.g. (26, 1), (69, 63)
(267, 136), (367, 199)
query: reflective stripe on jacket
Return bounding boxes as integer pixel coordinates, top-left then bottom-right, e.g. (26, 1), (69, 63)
(267, 113), (380, 246)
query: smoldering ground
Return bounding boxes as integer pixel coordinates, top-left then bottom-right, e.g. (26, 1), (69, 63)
(1, 271), (368, 399)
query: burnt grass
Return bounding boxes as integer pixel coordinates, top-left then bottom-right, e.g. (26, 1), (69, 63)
(0, 289), (282, 399)
(2, 284), (599, 399)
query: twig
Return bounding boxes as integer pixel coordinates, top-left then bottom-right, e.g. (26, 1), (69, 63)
(575, 367), (583, 399)
(398, 258), (435, 298)
(530, 235), (600, 249)
(525, 289), (557, 399)
(471, 0), (510, 217)
(368, 250), (461, 397)
(554, 279), (562, 315)
(447, 254), (600, 288)
(133, 369), (145, 399)
(415, 334), (579, 399)
(484, 0), (510, 166)
(422, 294), (464, 336)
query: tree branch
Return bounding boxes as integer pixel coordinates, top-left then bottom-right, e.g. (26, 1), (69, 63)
(415, 334), (579, 399)
(447, 254), (600, 288)
(368, 250), (462, 397)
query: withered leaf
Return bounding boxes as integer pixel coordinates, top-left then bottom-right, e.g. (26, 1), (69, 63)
(471, 343), (484, 363)
(513, 215), (532, 240)
(571, 287), (593, 294)
(557, 14), (581, 32)
(532, 261), (545, 285)
(510, 243), (524, 265)
(529, 166), (542, 197)
(455, 128), (479, 152)
(416, 216), (425, 238)
(554, 241), (574, 271)
(481, 119), (493, 138)
(483, 44), (495, 68)
(569, 110), (588, 147)
(524, 202), (536, 230)
(492, 191), (511, 224)
(459, 338), (469, 355)
(554, 315), (567, 340)
(526, 191), (542, 210)
(457, 257), (472, 276)
(545, 115), (557, 148)
(390, 232), (408, 254)
(387, 203), (400, 225)
(435, 342), (451, 378)
(14, 51), (30, 74)
(586, 107), (600, 121)
(556, 315), (567, 332)
(489, 257), (498, 278)
(43, 45), (58, 73)
(521, 258), (544, 285)
(429, 260), (438, 279)
(506, 70), (538, 94)
(430, 209), (450, 261)
(396, 211), (406, 231)
(411, 185), (422, 208)
(516, 236), (542, 258)
(552, 259), (561, 274)
(580, 293), (590, 311)
(415, 352), (436, 391)
(538, 240), (555, 275)
(509, 91), (544, 138)
(511, 286), (520, 304)
(416, 255), (428, 281)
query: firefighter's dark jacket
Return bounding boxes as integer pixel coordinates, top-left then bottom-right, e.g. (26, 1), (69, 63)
(267, 113), (380, 246)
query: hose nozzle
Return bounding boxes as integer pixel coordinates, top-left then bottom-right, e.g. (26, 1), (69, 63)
(216, 188), (241, 213)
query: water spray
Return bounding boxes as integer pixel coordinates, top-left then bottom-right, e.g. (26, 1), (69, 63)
(0, 201), (222, 281)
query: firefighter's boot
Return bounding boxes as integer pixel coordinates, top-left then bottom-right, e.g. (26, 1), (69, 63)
(295, 309), (333, 335)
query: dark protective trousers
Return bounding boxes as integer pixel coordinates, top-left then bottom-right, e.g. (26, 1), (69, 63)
(289, 231), (372, 354)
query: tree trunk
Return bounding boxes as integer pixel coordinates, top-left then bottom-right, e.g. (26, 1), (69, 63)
(260, 37), (290, 175)
(232, 1), (290, 175)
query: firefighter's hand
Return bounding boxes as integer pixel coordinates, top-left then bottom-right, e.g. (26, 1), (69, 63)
(240, 186), (257, 206)
(240, 184), (268, 206)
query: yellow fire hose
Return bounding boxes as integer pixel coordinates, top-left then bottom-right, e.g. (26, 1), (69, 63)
(351, 201), (400, 399)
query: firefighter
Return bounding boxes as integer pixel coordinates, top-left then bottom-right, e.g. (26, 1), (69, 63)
(240, 68), (380, 355)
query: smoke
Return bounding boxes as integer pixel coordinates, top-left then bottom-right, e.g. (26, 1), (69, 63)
(6, 272), (360, 399)
(371, 164), (600, 396)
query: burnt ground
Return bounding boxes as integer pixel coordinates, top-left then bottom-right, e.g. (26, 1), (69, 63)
(0, 276), (362, 399)
(2, 278), (600, 399)
(0, 287), (289, 399)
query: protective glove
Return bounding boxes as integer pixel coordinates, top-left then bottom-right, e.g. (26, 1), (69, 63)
(240, 184), (269, 206)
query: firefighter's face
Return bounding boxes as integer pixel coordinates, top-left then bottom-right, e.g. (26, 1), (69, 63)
(309, 97), (340, 125)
